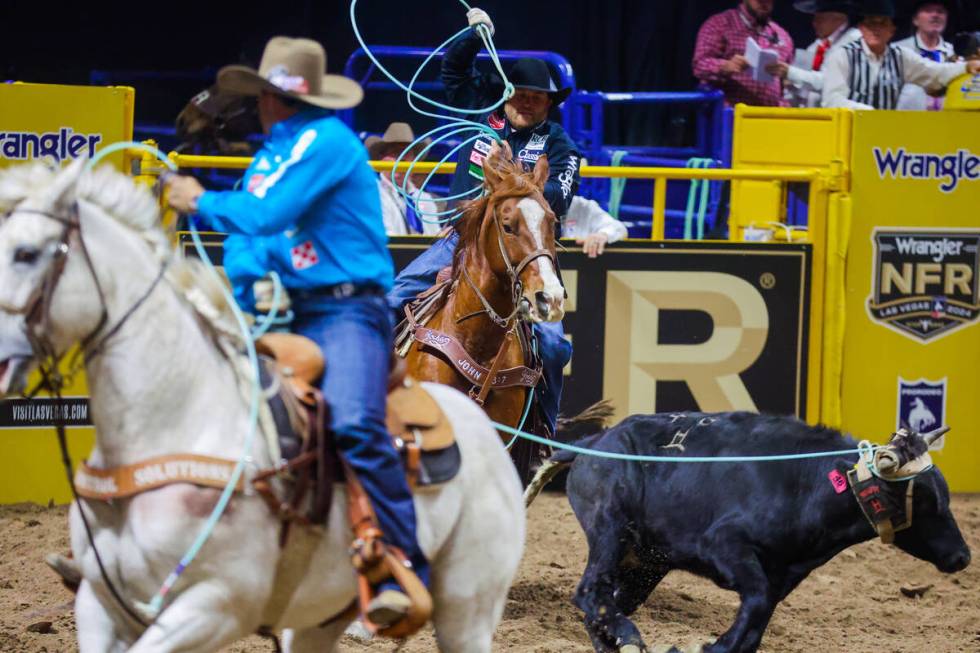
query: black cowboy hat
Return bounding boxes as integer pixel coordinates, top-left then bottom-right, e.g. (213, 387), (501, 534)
(491, 58), (572, 105)
(908, 0), (954, 13)
(857, 0), (896, 20)
(794, 0), (856, 15)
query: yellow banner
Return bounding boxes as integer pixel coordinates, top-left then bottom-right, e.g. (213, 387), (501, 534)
(0, 82), (134, 170)
(0, 82), (132, 504)
(842, 111), (980, 491)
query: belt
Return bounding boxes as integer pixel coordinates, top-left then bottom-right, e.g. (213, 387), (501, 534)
(292, 283), (386, 302)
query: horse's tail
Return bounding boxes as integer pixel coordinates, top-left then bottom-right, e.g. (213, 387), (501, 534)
(524, 400), (614, 508)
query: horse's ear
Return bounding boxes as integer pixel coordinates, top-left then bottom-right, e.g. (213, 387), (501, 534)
(42, 157), (87, 209)
(482, 141), (509, 190)
(531, 154), (549, 191)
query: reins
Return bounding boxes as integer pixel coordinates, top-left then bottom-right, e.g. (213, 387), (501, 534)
(456, 202), (556, 331)
(6, 202), (159, 628)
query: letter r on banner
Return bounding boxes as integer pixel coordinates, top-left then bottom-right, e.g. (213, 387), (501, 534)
(603, 271), (769, 417)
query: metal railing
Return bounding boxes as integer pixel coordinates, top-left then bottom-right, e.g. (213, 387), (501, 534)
(142, 150), (823, 242)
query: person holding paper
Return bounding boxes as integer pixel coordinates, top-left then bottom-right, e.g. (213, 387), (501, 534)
(775, 1), (862, 107)
(692, 0), (795, 107)
(821, 0), (980, 110)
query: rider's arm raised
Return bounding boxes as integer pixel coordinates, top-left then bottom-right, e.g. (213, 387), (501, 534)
(440, 27), (492, 111)
(196, 120), (359, 236)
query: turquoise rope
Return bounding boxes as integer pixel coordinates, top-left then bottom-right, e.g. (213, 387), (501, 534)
(684, 158), (712, 240)
(492, 421), (886, 463)
(86, 143), (269, 618)
(350, 0), (514, 225)
(505, 336), (538, 451)
(607, 150), (628, 220)
(249, 271), (284, 339)
(86, 141), (171, 171)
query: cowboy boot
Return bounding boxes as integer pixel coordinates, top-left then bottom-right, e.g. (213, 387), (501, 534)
(365, 587), (413, 628)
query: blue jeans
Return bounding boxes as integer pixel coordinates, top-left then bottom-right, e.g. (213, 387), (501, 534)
(387, 234), (572, 433)
(293, 295), (429, 589)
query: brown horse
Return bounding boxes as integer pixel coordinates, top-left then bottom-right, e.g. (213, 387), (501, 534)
(401, 146), (564, 483)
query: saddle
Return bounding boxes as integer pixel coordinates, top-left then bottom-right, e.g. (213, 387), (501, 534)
(254, 332), (458, 489)
(251, 333), (458, 638)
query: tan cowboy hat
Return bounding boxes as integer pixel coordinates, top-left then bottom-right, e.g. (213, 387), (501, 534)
(217, 36), (363, 110)
(364, 122), (432, 159)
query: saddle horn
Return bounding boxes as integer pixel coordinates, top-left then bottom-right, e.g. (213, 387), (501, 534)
(922, 425), (950, 447)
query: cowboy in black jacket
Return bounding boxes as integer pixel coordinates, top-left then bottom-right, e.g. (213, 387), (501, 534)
(442, 9), (581, 217)
(387, 7), (576, 437)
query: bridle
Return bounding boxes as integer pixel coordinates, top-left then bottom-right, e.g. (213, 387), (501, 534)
(0, 200), (169, 629)
(457, 200), (558, 330)
(1, 203), (168, 393)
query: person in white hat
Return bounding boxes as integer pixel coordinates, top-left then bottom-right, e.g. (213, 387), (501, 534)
(365, 122), (442, 236)
(777, 1), (862, 107)
(165, 36), (428, 628)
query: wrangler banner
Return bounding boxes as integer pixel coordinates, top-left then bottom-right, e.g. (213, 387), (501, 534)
(0, 83), (134, 170)
(843, 111), (980, 492)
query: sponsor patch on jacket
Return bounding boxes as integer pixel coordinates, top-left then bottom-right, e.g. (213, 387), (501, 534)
(867, 228), (980, 341)
(247, 174), (266, 194)
(488, 113), (505, 130)
(290, 240), (320, 270)
(468, 161), (485, 181)
(473, 139), (492, 155)
(517, 149), (541, 165)
(526, 133), (548, 150)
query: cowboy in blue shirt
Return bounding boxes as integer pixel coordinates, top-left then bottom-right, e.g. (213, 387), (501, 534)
(387, 7), (577, 436)
(165, 36), (426, 627)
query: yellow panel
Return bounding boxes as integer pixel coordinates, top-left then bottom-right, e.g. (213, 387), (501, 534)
(732, 106), (850, 172)
(0, 82), (134, 170)
(729, 180), (783, 236)
(944, 73), (980, 111)
(842, 111), (980, 492)
(0, 428), (95, 504)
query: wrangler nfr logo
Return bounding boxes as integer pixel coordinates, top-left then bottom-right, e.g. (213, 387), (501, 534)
(867, 229), (980, 342)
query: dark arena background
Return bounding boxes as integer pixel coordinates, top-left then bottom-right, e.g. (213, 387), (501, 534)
(1, 1), (980, 652)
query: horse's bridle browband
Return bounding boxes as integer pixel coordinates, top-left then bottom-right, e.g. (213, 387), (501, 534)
(5, 204), (169, 392)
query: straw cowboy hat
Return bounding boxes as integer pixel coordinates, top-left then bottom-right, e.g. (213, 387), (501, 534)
(217, 36), (363, 109)
(364, 122), (432, 159)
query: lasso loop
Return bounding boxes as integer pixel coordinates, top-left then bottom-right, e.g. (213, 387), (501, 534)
(350, 0), (514, 226)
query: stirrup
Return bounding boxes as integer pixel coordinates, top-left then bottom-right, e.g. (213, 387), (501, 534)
(352, 541), (432, 638)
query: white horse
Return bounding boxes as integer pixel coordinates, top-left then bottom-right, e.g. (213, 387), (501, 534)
(0, 159), (525, 652)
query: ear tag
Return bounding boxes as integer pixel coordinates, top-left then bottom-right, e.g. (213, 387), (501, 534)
(828, 469), (848, 494)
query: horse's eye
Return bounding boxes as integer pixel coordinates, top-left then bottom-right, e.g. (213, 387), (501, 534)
(13, 246), (40, 265)
(502, 222), (515, 235)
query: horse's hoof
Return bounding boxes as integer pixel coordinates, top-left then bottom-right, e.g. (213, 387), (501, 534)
(44, 552), (81, 591)
(619, 646), (644, 653)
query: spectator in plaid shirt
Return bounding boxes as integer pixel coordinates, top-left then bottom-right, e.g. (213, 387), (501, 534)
(693, 0), (795, 106)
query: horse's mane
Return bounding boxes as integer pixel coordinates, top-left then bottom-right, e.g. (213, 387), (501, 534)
(451, 156), (545, 275)
(0, 162), (239, 340)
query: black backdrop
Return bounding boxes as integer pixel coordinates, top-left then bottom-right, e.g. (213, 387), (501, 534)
(1, 0), (973, 145)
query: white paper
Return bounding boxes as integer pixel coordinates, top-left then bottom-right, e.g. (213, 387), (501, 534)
(745, 37), (778, 83)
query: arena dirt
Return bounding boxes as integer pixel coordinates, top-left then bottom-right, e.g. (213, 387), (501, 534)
(2, 494), (979, 652)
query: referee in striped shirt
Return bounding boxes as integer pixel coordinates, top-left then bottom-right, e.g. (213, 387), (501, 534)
(822, 0), (980, 109)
